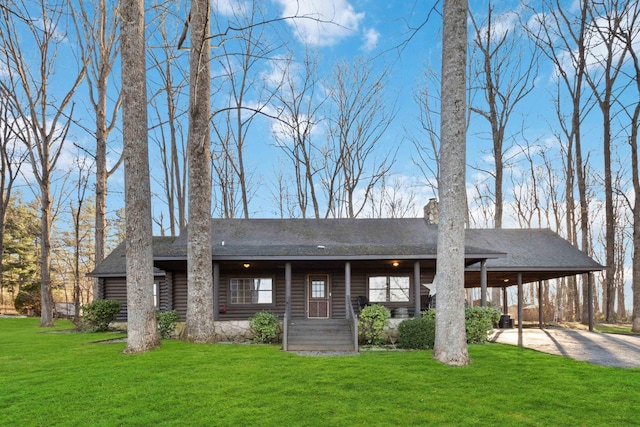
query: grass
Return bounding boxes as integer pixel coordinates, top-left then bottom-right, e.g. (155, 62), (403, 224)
(1, 318), (639, 426)
(594, 323), (638, 335)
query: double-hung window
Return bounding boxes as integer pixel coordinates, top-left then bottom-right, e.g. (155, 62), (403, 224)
(230, 278), (273, 304)
(368, 276), (410, 303)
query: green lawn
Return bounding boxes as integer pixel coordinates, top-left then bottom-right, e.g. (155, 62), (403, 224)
(1, 318), (638, 426)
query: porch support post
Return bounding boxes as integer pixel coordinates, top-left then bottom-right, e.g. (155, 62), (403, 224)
(285, 262), (292, 319)
(538, 280), (543, 329)
(588, 272), (594, 332)
(283, 262), (291, 352)
(345, 262), (351, 320)
(517, 273), (523, 348)
(213, 263), (220, 321)
(414, 261), (421, 317)
(480, 260), (487, 307)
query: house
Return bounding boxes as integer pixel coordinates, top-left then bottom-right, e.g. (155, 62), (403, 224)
(90, 213), (604, 351)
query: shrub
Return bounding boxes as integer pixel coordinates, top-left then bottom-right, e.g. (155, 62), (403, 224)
(398, 316), (436, 349)
(249, 311), (280, 344)
(398, 306), (500, 349)
(14, 282), (41, 316)
(80, 299), (121, 332)
(156, 310), (180, 339)
(358, 304), (391, 345)
(465, 306), (501, 344)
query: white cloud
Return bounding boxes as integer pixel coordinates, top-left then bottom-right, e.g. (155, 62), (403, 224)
(213, 0), (249, 16)
(477, 11), (519, 43)
(362, 27), (379, 52)
(273, 0), (365, 47)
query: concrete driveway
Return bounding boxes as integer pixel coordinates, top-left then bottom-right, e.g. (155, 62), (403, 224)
(489, 327), (640, 368)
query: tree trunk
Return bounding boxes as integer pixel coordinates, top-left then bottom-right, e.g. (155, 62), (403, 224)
(39, 189), (54, 326)
(184, 0), (215, 342)
(433, 0), (470, 366)
(121, 0), (159, 353)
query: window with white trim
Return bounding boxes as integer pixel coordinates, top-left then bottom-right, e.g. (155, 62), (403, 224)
(230, 278), (274, 304)
(368, 276), (410, 302)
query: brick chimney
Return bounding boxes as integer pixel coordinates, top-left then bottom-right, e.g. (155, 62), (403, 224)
(424, 198), (439, 224)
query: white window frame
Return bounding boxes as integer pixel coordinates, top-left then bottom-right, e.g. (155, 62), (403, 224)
(368, 275), (410, 303)
(229, 277), (274, 305)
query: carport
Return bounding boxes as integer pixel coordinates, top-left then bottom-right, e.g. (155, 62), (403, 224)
(464, 229), (606, 347)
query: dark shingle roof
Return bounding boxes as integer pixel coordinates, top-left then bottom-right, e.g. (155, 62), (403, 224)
(167, 218), (503, 260)
(91, 219), (604, 286)
(88, 236), (177, 277)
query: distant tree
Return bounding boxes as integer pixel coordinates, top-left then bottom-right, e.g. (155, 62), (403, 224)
(211, 1), (281, 219)
(324, 57), (397, 218)
(148, 4), (188, 235)
(433, 0), (470, 366)
(75, 0), (123, 300)
(469, 2), (538, 229)
(527, 0), (591, 323)
(615, 1), (640, 331)
(0, 92), (28, 311)
(583, 0), (630, 323)
(0, 0), (88, 326)
(120, 0), (159, 353)
(272, 50), (327, 218)
(1, 196), (39, 311)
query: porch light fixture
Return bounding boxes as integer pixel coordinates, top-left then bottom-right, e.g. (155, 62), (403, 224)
(392, 261), (400, 267)
(503, 278), (510, 283)
(243, 263), (251, 268)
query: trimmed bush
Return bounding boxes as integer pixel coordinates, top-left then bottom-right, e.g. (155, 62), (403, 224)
(80, 299), (121, 332)
(358, 304), (391, 345)
(398, 306), (500, 349)
(465, 306), (501, 344)
(249, 311), (280, 344)
(156, 310), (180, 339)
(398, 316), (436, 349)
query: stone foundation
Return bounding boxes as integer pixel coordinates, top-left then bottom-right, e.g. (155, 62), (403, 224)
(117, 318), (406, 344)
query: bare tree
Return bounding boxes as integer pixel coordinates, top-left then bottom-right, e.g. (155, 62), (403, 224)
(75, 0), (123, 300)
(148, 4), (188, 235)
(211, 2), (282, 219)
(527, 0), (593, 323)
(121, 0), (159, 352)
(616, 2), (640, 331)
(0, 0), (88, 326)
(469, 3), (538, 229)
(409, 68), (441, 198)
(433, 0), (470, 366)
(69, 155), (93, 322)
(325, 57), (397, 218)
(583, 0), (630, 322)
(272, 51), (327, 218)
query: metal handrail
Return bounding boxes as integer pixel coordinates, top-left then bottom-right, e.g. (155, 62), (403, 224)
(346, 293), (358, 352)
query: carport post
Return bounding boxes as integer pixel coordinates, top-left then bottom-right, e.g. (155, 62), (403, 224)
(588, 273), (594, 332)
(538, 280), (543, 329)
(502, 286), (508, 314)
(414, 262), (421, 317)
(480, 260), (487, 307)
(518, 273), (523, 348)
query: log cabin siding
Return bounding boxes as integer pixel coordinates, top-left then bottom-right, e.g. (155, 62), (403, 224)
(172, 272), (188, 320)
(102, 277), (128, 321)
(102, 261), (434, 322)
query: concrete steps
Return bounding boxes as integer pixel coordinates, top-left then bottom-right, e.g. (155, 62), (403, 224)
(286, 318), (356, 352)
